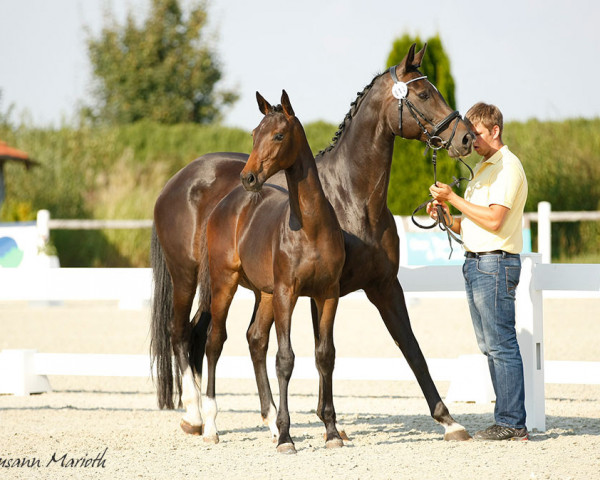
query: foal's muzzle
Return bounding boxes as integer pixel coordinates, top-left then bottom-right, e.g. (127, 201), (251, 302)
(240, 171), (262, 192)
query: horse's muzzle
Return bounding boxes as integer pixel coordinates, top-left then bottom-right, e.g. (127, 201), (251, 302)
(240, 171), (263, 192)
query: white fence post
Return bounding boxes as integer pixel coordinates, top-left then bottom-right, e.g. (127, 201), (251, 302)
(537, 202), (551, 263)
(36, 209), (51, 250)
(516, 253), (545, 432)
(0, 349), (51, 396)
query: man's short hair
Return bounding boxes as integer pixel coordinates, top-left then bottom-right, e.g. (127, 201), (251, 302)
(466, 102), (503, 136)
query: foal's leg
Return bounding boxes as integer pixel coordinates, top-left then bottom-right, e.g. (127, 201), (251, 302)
(171, 275), (204, 435)
(312, 294), (343, 448)
(272, 288), (298, 453)
(365, 279), (471, 441)
(203, 274), (239, 444)
(246, 292), (278, 441)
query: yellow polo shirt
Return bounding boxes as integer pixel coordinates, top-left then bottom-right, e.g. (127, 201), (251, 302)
(461, 145), (528, 254)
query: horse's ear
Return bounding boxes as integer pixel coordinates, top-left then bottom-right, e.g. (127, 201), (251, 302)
(256, 91), (272, 115)
(402, 43), (417, 71)
(281, 90), (295, 119)
(413, 43), (427, 68)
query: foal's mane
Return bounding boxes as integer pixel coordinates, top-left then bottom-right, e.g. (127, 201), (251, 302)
(316, 71), (385, 158)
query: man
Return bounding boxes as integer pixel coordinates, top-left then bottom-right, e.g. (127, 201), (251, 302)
(427, 102), (529, 441)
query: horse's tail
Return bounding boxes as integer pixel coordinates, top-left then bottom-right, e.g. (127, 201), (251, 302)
(150, 224), (180, 410)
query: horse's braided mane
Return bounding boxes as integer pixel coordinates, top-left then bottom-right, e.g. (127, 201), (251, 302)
(316, 71), (384, 158)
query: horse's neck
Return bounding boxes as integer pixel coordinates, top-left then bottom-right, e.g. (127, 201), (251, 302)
(285, 145), (330, 231)
(320, 97), (395, 228)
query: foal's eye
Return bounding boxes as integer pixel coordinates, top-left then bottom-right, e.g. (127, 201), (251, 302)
(273, 133), (284, 141)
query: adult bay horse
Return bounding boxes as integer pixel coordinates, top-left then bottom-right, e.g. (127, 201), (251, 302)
(203, 90), (345, 452)
(151, 43), (474, 443)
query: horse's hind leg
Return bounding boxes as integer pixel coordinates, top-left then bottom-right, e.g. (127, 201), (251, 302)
(172, 281), (204, 435)
(312, 295), (343, 448)
(247, 292), (278, 441)
(203, 273), (239, 444)
(365, 280), (471, 441)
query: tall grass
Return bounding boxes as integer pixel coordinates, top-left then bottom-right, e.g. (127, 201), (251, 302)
(1, 118), (598, 266)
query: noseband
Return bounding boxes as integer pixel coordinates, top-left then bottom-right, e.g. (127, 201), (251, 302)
(388, 65), (462, 152)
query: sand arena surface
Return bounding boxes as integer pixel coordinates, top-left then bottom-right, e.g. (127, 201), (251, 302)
(1, 296), (599, 479)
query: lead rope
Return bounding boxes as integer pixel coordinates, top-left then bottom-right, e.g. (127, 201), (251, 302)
(411, 147), (474, 258)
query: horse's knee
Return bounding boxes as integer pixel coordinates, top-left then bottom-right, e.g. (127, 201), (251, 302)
(315, 343), (335, 374)
(276, 349), (295, 379)
(247, 328), (268, 356)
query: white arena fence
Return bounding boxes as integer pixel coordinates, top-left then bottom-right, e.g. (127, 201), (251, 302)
(1, 254), (599, 433)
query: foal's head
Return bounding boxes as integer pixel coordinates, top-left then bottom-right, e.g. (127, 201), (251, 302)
(241, 90), (305, 192)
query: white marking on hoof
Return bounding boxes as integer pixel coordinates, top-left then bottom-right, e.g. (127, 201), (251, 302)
(202, 397), (219, 443)
(443, 422), (472, 441)
(181, 367), (203, 428)
(202, 434), (220, 444)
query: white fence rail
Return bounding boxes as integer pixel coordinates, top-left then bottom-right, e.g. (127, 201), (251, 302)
(32, 201), (600, 265)
(1, 254), (599, 432)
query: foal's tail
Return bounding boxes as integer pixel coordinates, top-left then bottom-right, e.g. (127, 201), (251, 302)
(150, 225), (180, 409)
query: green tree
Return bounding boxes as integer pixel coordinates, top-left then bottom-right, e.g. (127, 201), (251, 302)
(385, 34), (466, 216)
(85, 0), (237, 125)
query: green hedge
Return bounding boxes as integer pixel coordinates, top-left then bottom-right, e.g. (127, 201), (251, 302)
(1, 118), (598, 266)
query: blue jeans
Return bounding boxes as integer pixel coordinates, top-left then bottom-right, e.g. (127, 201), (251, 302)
(462, 252), (527, 428)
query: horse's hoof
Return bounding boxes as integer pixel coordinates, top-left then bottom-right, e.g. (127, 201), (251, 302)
(203, 434), (220, 444)
(180, 419), (203, 436)
(271, 435), (278, 444)
(276, 443), (297, 454)
(323, 430), (350, 441)
(444, 428), (472, 441)
(325, 438), (344, 449)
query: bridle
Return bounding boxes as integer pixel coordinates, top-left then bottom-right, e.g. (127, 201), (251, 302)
(388, 65), (462, 152)
(388, 65), (474, 257)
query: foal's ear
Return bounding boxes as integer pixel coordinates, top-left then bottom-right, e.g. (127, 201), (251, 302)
(256, 91), (272, 115)
(281, 90), (295, 119)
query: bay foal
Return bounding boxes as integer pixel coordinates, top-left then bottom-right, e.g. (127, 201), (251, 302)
(203, 91), (345, 453)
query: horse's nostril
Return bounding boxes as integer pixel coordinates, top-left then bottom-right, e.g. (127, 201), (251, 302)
(246, 173), (256, 185)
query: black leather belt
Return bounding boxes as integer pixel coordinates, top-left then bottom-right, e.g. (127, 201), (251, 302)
(465, 250), (507, 258)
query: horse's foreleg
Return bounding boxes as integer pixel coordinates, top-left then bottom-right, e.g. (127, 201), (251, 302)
(312, 295), (343, 449)
(246, 293), (278, 441)
(365, 279), (471, 441)
(273, 289), (297, 454)
(203, 277), (238, 444)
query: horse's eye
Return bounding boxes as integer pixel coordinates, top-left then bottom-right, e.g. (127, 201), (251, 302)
(418, 92), (429, 100)
(273, 133), (284, 141)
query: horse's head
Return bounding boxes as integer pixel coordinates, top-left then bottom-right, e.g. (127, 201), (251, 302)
(385, 43), (473, 157)
(241, 90), (303, 192)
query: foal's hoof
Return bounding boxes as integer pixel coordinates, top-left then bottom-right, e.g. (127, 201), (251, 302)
(276, 443), (297, 454)
(444, 428), (472, 441)
(180, 419), (203, 436)
(325, 438), (344, 449)
(203, 434), (220, 444)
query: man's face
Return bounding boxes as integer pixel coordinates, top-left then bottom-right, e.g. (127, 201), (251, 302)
(471, 122), (496, 160)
